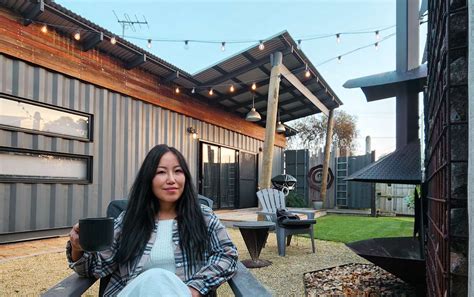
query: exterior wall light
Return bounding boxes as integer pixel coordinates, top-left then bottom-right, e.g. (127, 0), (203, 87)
(187, 127), (198, 139)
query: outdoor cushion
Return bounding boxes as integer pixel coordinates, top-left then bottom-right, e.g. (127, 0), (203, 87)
(280, 219), (317, 229)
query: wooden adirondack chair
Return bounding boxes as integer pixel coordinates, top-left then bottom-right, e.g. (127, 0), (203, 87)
(256, 188), (316, 256)
(43, 196), (271, 297)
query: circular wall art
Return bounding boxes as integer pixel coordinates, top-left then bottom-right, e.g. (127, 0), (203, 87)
(307, 164), (334, 191)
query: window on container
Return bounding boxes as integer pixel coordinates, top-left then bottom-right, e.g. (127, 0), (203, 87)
(0, 147), (92, 184)
(0, 94), (92, 141)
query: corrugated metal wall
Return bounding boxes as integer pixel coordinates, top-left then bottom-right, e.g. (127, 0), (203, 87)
(346, 154), (375, 209)
(0, 54), (282, 237)
(285, 149), (309, 202)
(335, 153), (375, 209)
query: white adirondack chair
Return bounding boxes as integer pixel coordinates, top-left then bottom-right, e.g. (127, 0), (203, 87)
(257, 188), (316, 256)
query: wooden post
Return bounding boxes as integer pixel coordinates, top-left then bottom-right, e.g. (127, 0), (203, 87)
(370, 151), (376, 217)
(259, 52), (282, 189)
(320, 109), (335, 207)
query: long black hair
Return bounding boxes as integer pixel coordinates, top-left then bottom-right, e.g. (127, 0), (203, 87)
(116, 144), (209, 269)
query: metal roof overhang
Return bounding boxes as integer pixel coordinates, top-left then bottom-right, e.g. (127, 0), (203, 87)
(3, 1), (342, 137)
(345, 140), (421, 184)
(343, 64), (427, 102)
(191, 31), (343, 132)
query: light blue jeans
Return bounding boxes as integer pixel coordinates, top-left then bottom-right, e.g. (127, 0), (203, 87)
(117, 268), (191, 297)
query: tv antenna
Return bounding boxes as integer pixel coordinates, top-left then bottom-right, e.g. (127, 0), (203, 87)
(113, 10), (149, 38)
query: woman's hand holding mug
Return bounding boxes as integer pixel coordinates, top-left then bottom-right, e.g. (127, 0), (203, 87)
(69, 223), (84, 261)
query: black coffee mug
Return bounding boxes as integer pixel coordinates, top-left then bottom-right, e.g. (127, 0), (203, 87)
(79, 217), (114, 252)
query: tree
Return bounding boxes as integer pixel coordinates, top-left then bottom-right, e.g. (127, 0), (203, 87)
(288, 110), (358, 155)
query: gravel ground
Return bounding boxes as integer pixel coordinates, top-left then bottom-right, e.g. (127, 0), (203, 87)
(0, 228), (367, 296)
(304, 263), (417, 296)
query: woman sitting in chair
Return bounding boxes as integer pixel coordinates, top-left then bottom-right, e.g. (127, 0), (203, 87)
(67, 144), (238, 296)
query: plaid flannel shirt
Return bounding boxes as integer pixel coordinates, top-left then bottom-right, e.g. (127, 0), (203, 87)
(67, 205), (238, 296)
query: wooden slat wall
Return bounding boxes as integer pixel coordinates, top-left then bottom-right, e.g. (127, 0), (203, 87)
(0, 9), (286, 147)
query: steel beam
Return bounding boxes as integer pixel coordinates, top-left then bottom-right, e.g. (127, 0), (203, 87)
(125, 54), (146, 70)
(22, 0), (44, 26)
(82, 32), (103, 52)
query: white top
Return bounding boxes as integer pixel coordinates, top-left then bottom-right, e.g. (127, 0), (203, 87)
(143, 219), (176, 273)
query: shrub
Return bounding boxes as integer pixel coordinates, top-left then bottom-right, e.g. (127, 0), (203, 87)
(404, 185), (420, 210)
(286, 191), (307, 207)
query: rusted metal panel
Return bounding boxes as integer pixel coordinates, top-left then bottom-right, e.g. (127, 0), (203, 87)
(426, 0), (469, 295)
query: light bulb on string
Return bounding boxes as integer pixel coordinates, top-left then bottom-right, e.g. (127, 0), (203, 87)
(230, 85), (235, 92)
(184, 40), (189, 50)
(336, 33), (340, 44)
(297, 39), (302, 50)
(258, 40), (265, 51)
(375, 30), (380, 40)
(110, 36), (117, 45)
(41, 25), (48, 33)
(251, 82), (257, 91)
(147, 39), (152, 49)
(221, 42), (226, 52)
(74, 31), (81, 41)
(191, 87), (196, 94)
(305, 64), (311, 78)
(209, 88), (214, 95)
(337, 56), (342, 63)
(375, 42), (379, 50)
(175, 87), (180, 94)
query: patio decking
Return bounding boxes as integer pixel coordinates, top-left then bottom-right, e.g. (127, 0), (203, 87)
(0, 207), (327, 262)
(215, 207), (327, 227)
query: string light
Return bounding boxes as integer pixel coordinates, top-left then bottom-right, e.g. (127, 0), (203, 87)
(258, 40), (265, 50)
(26, 18), (396, 97)
(336, 33), (340, 44)
(27, 18), (395, 51)
(315, 32), (395, 67)
(184, 40), (189, 50)
(41, 25), (48, 33)
(176, 33), (396, 95)
(305, 64), (311, 78)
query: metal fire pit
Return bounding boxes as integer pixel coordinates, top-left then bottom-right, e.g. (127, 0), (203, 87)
(346, 237), (425, 285)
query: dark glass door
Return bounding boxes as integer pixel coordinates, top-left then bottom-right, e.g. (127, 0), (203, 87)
(201, 144), (219, 205)
(219, 147), (237, 208)
(200, 143), (237, 209)
(238, 152), (258, 208)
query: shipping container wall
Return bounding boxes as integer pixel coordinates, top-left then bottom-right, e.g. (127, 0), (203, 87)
(0, 55), (282, 240)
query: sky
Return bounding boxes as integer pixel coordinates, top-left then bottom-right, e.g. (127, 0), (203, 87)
(56, 0), (427, 157)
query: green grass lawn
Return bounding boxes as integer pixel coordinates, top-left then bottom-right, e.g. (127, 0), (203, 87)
(314, 214), (414, 243)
